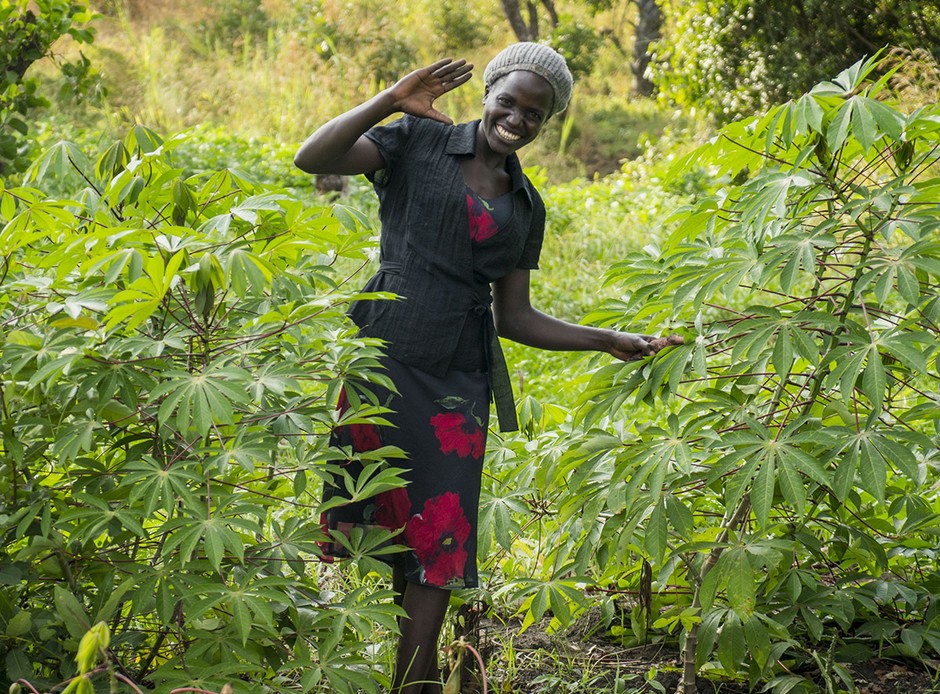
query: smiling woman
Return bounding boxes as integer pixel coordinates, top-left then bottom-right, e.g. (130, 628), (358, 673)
(293, 41), (673, 694)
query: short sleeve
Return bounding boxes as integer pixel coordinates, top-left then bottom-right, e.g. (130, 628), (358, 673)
(515, 188), (545, 270)
(364, 115), (415, 187)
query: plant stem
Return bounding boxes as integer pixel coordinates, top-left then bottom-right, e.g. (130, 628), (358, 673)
(677, 496), (751, 694)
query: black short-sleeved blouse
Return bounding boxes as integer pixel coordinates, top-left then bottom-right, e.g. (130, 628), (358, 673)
(350, 116), (544, 366)
(346, 115), (546, 430)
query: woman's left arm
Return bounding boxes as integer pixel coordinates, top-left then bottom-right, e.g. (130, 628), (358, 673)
(492, 268), (657, 362)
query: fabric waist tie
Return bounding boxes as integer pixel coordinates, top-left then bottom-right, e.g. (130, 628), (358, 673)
(472, 288), (518, 433)
(486, 313), (518, 432)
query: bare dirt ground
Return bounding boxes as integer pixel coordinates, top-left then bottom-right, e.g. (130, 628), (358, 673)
(455, 614), (939, 693)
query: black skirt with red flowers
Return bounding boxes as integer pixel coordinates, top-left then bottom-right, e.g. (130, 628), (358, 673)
(321, 356), (489, 589)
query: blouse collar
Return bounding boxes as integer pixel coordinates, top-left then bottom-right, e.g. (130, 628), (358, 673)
(445, 120), (533, 203)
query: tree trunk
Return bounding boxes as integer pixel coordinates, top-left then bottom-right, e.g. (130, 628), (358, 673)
(501, 0), (534, 41)
(631, 0), (663, 96)
(526, 1), (539, 41)
(540, 0), (560, 29)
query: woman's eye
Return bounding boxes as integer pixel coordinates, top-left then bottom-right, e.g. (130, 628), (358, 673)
(527, 112), (543, 124)
(497, 96), (511, 106)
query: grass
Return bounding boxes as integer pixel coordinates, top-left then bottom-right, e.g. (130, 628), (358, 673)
(36, 0), (688, 185)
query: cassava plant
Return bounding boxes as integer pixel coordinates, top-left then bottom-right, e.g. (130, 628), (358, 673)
(512, 54), (939, 692)
(0, 126), (408, 692)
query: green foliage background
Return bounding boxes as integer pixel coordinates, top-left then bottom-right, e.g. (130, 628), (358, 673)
(653, 0), (940, 120)
(1, 1), (939, 693)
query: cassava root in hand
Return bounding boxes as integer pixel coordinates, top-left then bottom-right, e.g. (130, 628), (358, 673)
(648, 334), (684, 352)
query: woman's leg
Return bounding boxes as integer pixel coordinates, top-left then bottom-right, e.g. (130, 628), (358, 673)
(393, 565), (407, 609)
(392, 580), (449, 694)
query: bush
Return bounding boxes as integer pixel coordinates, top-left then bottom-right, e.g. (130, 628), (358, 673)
(197, 0), (271, 48)
(653, 0), (940, 121)
(0, 0), (96, 175)
(0, 126), (406, 692)
(431, 0), (490, 52)
(503, 55), (940, 690)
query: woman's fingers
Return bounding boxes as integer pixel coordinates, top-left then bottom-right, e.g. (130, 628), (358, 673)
(441, 69), (473, 93)
(430, 58), (469, 78)
(609, 333), (654, 361)
(425, 57), (459, 74)
(431, 60), (473, 92)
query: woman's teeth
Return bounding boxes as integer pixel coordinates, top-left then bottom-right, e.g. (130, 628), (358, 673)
(496, 125), (521, 142)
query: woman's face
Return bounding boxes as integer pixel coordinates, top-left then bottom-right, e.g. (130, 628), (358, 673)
(480, 70), (555, 157)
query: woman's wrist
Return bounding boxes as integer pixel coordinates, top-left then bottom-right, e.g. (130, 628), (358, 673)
(372, 89), (401, 117)
(600, 328), (621, 355)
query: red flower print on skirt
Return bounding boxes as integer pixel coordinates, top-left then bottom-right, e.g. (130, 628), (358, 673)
(467, 193), (500, 243)
(336, 387), (382, 452)
(431, 410), (485, 459)
(374, 487), (411, 530)
(405, 492), (471, 586)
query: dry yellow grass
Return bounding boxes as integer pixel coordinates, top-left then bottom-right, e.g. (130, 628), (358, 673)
(41, 1), (653, 180)
(74, 2), (513, 132)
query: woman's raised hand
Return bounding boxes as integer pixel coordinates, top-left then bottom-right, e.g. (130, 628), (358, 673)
(388, 58), (473, 125)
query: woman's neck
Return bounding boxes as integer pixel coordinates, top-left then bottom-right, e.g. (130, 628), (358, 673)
(473, 125), (509, 171)
(462, 148), (511, 199)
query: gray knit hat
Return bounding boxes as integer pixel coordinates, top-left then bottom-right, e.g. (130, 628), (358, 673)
(483, 42), (573, 118)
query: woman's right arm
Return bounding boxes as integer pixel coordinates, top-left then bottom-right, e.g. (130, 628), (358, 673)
(293, 58), (473, 176)
(293, 91), (396, 175)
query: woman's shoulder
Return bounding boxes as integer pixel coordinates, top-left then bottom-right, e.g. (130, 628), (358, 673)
(372, 114), (451, 145)
(392, 116), (477, 159)
(405, 114), (463, 139)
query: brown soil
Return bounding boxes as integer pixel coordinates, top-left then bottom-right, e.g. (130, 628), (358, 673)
(454, 615), (939, 694)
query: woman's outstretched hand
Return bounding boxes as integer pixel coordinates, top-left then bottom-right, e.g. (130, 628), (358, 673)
(609, 332), (684, 362)
(388, 58), (473, 125)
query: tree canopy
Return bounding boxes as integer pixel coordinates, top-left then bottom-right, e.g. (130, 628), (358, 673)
(653, 0), (940, 119)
